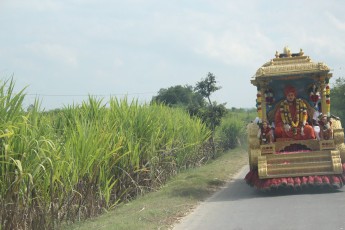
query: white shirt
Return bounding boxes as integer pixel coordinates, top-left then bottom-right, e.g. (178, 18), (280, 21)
(313, 111), (321, 121)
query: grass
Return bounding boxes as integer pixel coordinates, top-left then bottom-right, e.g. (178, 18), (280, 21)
(0, 82), (212, 229)
(67, 147), (248, 230)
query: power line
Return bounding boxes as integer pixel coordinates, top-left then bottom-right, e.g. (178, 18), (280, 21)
(24, 92), (156, 97)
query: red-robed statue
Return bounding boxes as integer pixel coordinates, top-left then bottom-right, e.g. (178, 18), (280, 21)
(275, 85), (315, 140)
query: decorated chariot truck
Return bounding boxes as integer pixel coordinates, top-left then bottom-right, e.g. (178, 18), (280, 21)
(245, 47), (345, 191)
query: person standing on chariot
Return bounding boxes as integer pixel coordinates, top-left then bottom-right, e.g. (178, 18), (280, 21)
(312, 102), (322, 140)
(274, 85), (315, 140)
(319, 114), (333, 140)
(259, 120), (274, 145)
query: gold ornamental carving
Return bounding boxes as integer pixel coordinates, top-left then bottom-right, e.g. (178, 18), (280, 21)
(255, 62), (331, 78)
(258, 150), (342, 179)
(253, 49), (331, 78)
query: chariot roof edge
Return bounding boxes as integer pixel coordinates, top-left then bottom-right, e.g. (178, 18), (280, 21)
(252, 46), (332, 83)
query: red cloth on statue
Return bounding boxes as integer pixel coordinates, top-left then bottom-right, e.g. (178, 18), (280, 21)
(274, 101), (315, 140)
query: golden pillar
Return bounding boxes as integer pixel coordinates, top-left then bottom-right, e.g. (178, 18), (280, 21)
(320, 82), (327, 115)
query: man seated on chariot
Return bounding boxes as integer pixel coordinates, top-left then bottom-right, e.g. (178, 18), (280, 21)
(274, 85), (315, 140)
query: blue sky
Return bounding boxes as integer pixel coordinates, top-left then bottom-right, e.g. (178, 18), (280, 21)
(1, 0), (345, 110)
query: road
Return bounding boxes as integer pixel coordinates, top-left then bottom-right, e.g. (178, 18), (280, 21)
(173, 166), (345, 230)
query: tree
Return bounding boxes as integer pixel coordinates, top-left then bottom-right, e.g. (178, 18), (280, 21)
(195, 73), (226, 130)
(195, 72), (221, 105)
(331, 77), (345, 122)
(195, 72), (226, 157)
(151, 85), (205, 109)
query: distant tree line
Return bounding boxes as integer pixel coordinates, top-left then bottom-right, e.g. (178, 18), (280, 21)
(151, 73), (226, 128)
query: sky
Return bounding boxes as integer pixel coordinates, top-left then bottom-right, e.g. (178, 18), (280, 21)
(1, 0), (345, 110)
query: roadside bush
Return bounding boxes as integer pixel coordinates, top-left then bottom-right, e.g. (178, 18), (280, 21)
(215, 116), (246, 151)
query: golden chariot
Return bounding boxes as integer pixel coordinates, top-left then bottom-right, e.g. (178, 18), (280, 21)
(245, 47), (345, 190)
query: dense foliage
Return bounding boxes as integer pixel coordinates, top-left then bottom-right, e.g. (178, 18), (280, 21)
(215, 108), (257, 151)
(152, 85), (205, 109)
(331, 77), (345, 122)
(0, 79), (212, 230)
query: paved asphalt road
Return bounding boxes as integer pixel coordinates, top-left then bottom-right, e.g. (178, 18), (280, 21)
(173, 166), (345, 230)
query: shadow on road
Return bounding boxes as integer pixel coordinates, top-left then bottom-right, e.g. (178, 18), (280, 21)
(207, 178), (344, 203)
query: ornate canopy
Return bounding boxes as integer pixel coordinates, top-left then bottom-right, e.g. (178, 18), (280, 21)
(251, 46), (332, 84)
(251, 46), (332, 121)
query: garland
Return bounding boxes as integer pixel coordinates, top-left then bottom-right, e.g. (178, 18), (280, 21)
(262, 132), (266, 142)
(325, 77), (331, 118)
(279, 99), (307, 135)
(256, 85), (262, 123)
(318, 115), (332, 131)
(261, 127), (271, 142)
(256, 85), (263, 139)
(264, 89), (274, 109)
(309, 84), (320, 107)
(323, 121), (332, 131)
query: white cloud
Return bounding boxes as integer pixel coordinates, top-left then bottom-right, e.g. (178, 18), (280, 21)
(326, 12), (345, 31)
(25, 43), (78, 68)
(113, 58), (124, 67)
(2, 0), (62, 11)
(194, 34), (256, 66)
(169, 13), (271, 68)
